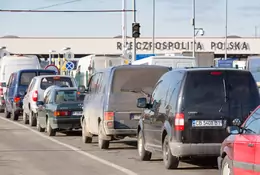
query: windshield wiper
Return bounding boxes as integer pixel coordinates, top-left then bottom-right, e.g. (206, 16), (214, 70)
(121, 89), (150, 97)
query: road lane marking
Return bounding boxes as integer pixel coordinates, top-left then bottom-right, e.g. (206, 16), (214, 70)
(0, 117), (138, 175)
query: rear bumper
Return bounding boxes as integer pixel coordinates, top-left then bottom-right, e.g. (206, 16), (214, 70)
(52, 117), (81, 130)
(105, 128), (137, 136)
(169, 142), (221, 157)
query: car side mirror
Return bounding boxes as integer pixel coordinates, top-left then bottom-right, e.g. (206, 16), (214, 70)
(78, 85), (86, 93)
(137, 97), (147, 108)
(36, 101), (44, 106)
(227, 126), (241, 135)
(232, 118), (242, 127)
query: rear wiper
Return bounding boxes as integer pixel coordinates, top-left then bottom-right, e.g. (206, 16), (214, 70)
(219, 78), (229, 113)
(121, 89), (150, 98)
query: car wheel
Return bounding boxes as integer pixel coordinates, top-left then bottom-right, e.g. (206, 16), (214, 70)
(11, 110), (19, 121)
(29, 111), (37, 127)
(46, 118), (56, 136)
(82, 118), (92, 143)
(4, 107), (10, 118)
(23, 111), (29, 124)
(36, 117), (45, 132)
(163, 135), (179, 169)
(221, 156), (233, 175)
(138, 130), (152, 161)
(98, 122), (109, 149)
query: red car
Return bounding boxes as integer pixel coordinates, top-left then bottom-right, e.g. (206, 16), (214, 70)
(218, 105), (260, 175)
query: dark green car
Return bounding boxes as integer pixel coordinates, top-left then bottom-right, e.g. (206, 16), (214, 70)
(36, 87), (84, 136)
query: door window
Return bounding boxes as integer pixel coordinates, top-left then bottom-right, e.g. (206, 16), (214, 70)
(27, 79), (36, 93)
(243, 108), (260, 134)
(88, 73), (101, 94)
(151, 81), (167, 112)
(43, 90), (52, 104)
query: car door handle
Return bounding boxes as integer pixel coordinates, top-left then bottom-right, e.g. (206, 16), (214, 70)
(248, 143), (254, 147)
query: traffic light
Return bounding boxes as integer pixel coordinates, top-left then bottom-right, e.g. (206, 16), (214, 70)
(132, 23), (140, 38)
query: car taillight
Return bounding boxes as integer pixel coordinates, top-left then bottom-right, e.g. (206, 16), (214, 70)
(175, 113), (184, 131)
(210, 71), (222, 76)
(0, 87), (3, 96)
(32, 90), (38, 102)
(104, 111), (114, 128)
(14, 96), (20, 103)
(54, 110), (71, 116)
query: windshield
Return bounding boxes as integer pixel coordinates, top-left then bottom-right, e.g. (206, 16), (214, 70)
(111, 67), (169, 93)
(3, 64), (36, 82)
(40, 77), (74, 90)
(55, 90), (78, 103)
(248, 59), (260, 73)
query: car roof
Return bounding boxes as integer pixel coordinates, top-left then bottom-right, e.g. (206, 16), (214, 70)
(53, 87), (77, 91)
(171, 67), (249, 73)
(15, 69), (55, 73)
(33, 75), (72, 80)
(96, 65), (170, 72)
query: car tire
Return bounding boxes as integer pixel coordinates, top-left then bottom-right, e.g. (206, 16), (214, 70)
(29, 111), (37, 127)
(36, 117), (45, 132)
(46, 118), (56, 136)
(4, 107), (10, 118)
(11, 110), (19, 121)
(221, 156), (233, 175)
(82, 118), (92, 143)
(98, 122), (109, 149)
(138, 130), (152, 161)
(23, 111), (29, 124)
(163, 135), (179, 169)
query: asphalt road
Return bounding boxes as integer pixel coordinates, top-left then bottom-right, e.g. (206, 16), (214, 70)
(0, 115), (219, 175)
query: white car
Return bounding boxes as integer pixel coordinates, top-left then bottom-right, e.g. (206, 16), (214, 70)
(22, 75), (78, 127)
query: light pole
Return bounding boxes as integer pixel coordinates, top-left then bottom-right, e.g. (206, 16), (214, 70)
(132, 0), (137, 63)
(152, 0), (155, 54)
(122, 0), (127, 57)
(224, 0), (228, 60)
(192, 0), (196, 57)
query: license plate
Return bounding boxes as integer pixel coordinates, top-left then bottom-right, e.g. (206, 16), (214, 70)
(130, 114), (141, 120)
(72, 111), (82, 116)
(192, 120), (222, 127)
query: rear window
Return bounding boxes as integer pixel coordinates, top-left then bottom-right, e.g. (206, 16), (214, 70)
(184, 71), (225, 107)
(40, 77), (73, 90)
(39, 71), (56, 76)
(19, 72), (36, 86)
(55, 90), (78, 103)
(227, 71), (259, 105)
(111, 67), (169, 93)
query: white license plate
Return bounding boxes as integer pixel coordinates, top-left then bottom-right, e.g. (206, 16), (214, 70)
(72, 111), (82, 116)
(130, 114), (141, 120)
(192, 120), (222, 127)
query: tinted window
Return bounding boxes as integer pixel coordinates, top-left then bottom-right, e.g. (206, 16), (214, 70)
(227, 71), (259, 105)
(55, 90), (77, 103)
(243, 108), (260, 134)
(184, 71), (225, 107)
(40, 77), (73, 90)
(19, 72), (36, 86)
(88, 73), (101, 94)
(151, 81), (166, 113)
(111, 67), (168, 94)
(39, 71), (56, 76)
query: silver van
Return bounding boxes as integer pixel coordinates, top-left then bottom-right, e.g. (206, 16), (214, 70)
(81, 65), (171, 149)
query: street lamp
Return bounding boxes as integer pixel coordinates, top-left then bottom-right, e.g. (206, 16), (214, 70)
(224, 0), (228, 60)
(152, 0), (155, 54)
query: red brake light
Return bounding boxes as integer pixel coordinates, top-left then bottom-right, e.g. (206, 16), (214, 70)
(53, 76), (60, 80)
(0, 88), (3, 96)
(175, 113), (184, 131)
(32, 90), (38, 102)
(210, 71), (222, 76)
(54, 110), (71, 116)
(14, 96), (21, 103)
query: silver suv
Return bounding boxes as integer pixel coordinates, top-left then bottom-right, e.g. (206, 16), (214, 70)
(23, 75), (77, 127)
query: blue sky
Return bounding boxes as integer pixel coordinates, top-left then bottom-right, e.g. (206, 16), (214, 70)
(0, 0), (259, 37)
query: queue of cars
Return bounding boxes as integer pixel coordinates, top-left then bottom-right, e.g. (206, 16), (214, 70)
(1, 58), (260, 174)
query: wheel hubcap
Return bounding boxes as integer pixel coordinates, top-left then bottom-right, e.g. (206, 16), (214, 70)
(222, 162), (230, 175)
(164, 141), (169, 161)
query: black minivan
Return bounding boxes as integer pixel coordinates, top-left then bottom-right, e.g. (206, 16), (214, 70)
(136, 68), (260, 169)
(5, 69), (56, 120)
